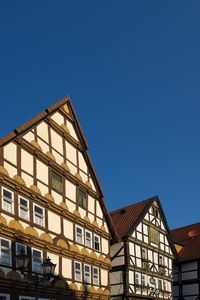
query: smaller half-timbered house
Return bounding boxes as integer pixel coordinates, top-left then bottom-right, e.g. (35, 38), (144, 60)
(170, 222), (200, 300)
(109, 196), (175, 300)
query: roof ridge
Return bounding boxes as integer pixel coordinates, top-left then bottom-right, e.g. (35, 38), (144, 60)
(110, 196), (157, 215)
(171, 221), (200, 232)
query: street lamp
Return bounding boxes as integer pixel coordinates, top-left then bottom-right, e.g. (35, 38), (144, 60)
(15, 250), (56, 280)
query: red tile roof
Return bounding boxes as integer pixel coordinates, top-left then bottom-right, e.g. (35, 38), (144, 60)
(110, 197), (156, 238)
(170, 222), (200, 262)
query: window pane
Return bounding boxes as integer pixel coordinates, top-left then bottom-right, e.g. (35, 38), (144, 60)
(150, 227), (159, 244)
(32, 249), (42, 272)
(51, 170), (63, 193)
(78, 190), (87, 209)
(3, 190), (12, 199)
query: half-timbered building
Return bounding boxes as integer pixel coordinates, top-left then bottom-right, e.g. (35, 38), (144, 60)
(170, 222), (200, 300)
(109, 196), (175, 300)
(0, 96), (117, 300)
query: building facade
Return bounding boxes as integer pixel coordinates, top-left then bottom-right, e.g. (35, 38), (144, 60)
(0, 97), (116, 300)
(171, 222), (200, 300)
(109, 196), (175, 300)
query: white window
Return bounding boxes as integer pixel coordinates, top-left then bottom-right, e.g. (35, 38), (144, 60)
(135, 273), (140, 285)
(94, 234), (100, 251)
(19, 196), (29, 220)
(141, 275), (146, 286)
(93, 267), (99, 285)
(74, 261), (82, 281)
(33, 204), (44, 227)
(85, 230), (92, 248)
(2, 188), (14, 213)
(16, 243), (27, 255)
(0, 238), (11, 266)
(0, 294), (10, 300)
(32, 248), (42, 273)
(75, 226), (84, 244)
(84, 264), (91, 284)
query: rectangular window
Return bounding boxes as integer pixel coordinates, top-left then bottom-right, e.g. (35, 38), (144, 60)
(74, 261), (82, 281)
(0, 238), (11, 266)
(16, 243), (27, 255)
(163, 281), (167, 291)
(33, 204), (44, 227)
(78, 190), (87, 209)
(93, 267), (99, 285)
(75, 226), (84, 244)
(135, 273), (139, 285)
(159, 255), (164, 266)
(19, 196), (29, 220)
(32, 249), (42, 273)
(2, 188), (14, 213)
(150, 227), (159, 244)
(51, 170), (63, 193)
(158, 279), (162, 290)
(94, 234), (100, 251)
(0, 295), (10, 300)
(141, 248), (147, 259)
(85, 230), (92, 248)
(84, 264), (91, 284)
(141, 275), (146, 286)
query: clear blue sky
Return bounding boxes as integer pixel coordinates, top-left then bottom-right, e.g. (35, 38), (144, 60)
(0, 1), (200, 230)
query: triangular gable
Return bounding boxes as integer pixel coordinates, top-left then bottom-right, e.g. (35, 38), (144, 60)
(0, 96), (117, 240)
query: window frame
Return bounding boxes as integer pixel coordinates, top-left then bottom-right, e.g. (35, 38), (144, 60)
(33, 203), (45, 227)
(93, 267), (99, 285)
(16, 243), (27, 255)
(0, 294), (10, 300)
(84, 264), (91, 284)
(2, 187), (14, 214)
(51, 169), (63, 193)
(135, 273), (139, 285)
(18, 196), (29, 221)
(74, 261), (82, 282)
(0, 237), (11, 266)
(85, 230), (92, 248)
(94, 234), (101, 252)
(78, 189), (87, 210)
(31, 248), (43, 273)
(75, 225), (84, 245)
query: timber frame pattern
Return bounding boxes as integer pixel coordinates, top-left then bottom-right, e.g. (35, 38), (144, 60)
(0, 96), (117, 299)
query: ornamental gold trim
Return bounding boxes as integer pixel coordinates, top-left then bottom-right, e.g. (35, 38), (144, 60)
(63, 104), (70, 114)
(0, 165), (9, 176)
(81, 247), (89, 256)
(59, 202), (68, 210)
(92, 220), (99, 227)
(7, 270), (22, 281)
(46, 151), (56, 162)
(73, 210), (81, 217)
(103, 289), (110, 296)
(98, 254), (104, 262)
(40, 233), (53, 244)
(84, 216), (91, 223)
(0, 215), (7, 226)
(56, 239), (69, 250)
(30, 184), (41, 194)
(100, 225), (106, 232)
(31, 140), (42, 151)
(105, 257), (111, 264)
(89, 286), (96, 293)
(61, 124), (70, 134)
(85, 180), (92, 189)
(69, 282), (78, 290)
(61, 162), (70, 172)
(45, 193), (54, 202)
(8, 220), (24, 233)
(13, 175), (26, 186)
(90, 251), (97, 259)
(75, 172), (83, 181)
(97, 288), (103, 294)
(25, 226), (39, 238)
(70, 244), (80, 253)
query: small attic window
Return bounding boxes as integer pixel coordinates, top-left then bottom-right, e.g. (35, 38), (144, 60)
(151, 206), (159, 218)
(51, 170), (63, 193)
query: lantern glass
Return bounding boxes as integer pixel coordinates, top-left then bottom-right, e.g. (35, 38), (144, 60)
(41, 257), (56, 278)
(15, 249), (29, 272)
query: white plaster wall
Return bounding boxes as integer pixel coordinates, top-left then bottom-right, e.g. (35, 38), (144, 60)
(48, 211), (61, 234)
(38, 138), (49, 153)
(51, 128), (63, 154)
(23, 131), (35, 143)
(37, 181), (48, 195)
(4, 142), (17, 166)
(129, 242), (135, 256)
(51, 112), (64, 125)
(36, 160), (48, 185)
(51, 190), (62, 206)
(111, 285), (124, 296)
(47, 252), (59, 275)
(63, 219), (74, 240)
(21, 172), (33, 187)
(37, 122), (49, 143)
(96, 201), (103, 219)
(68, 162), (77, 175)
(111, 242), (124, 257)
(65, 180), (76, 202)
(21, 149), (33, 175)
(66, 199), (76, 212)
(101, 269), (108, 286)
(79, 170), (87, 183)
(112, 256), (125, 267)
(78, 152), (87, 173)
(4, 162), (17, 178)
(65, 141), (77, 164)
(102, 238), (109, 255)
(110, 271), (123, 284)
(88, 195), (95, 213)
(52, 150), (63, 164)
(78, 207), (86, 219)
(66, 120), (78, 141)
